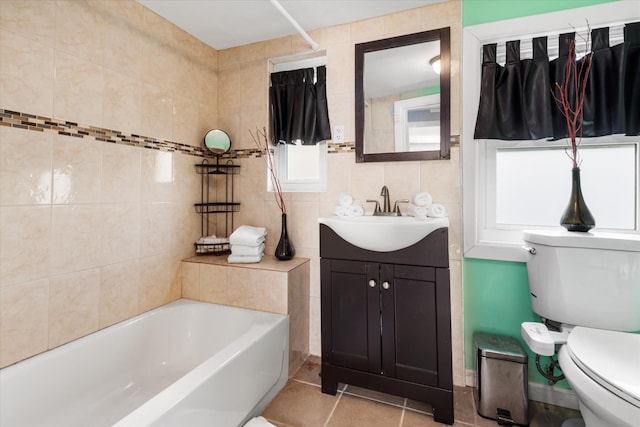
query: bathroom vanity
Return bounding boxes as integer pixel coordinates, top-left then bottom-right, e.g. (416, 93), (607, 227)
(319, 222), (453, 425)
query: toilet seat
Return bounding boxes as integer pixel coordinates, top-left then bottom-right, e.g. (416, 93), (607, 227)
(566, 327), (640, 408)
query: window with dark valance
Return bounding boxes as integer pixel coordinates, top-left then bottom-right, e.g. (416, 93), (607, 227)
(269, 65), (332, 145)
(474, 21), (640, 141)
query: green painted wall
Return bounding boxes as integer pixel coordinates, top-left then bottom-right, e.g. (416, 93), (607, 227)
(463, 259), (571, 387)
(461, 0), (620, 388)
(462, 0), (619, 27)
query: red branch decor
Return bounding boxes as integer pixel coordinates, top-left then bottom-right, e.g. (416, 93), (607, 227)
(551, 32), (594, 169)
(250, 126), (286, 214)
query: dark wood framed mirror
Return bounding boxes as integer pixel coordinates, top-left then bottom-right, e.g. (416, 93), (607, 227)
(355, 27), (450, 162)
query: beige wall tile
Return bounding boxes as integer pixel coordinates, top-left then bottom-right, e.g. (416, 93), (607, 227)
(0, 279), (49, 368)
(181, 261), (200, 300)
(254, 271), (288, 314)
(99, 260), (139, 328)
(0, 126), (52, 206)
(52, 134), (102, 204)
(139, 254), (173, 312)
(140, 6), (175, 91)
(103, 0), (143, 79)
(101, 203), (140, 265)
(51, 205), (102, 275)
(140, 203), (173, 258)
(54, 51), (104, 127)
(225, 267), (256, 310)
(0, 1), (56, 46)
(199, 263), (229, 305)
(49, 268), (100, 348)
(140, 150), (174, 203)
(101, 142), (141, 203)
(55, 0), (105, 65)
(141, 83), (173, 141)
(0, 206), (51, 287)
(0, 30), (55, 117)
(103, 69), (141, 135)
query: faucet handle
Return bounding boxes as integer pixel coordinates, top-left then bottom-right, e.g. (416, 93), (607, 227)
(366, 199), (381, 213)
(393, 199), (410, 216)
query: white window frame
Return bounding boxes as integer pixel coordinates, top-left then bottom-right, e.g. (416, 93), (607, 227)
(462, 2), (640, 262)
(268, 52), (328, 192)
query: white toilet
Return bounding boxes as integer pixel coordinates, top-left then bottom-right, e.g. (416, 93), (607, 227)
(520, 229), (640, 427)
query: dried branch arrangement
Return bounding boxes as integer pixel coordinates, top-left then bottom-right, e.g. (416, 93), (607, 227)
(551, 29), (594, 168)
(250, 126), (286, 214)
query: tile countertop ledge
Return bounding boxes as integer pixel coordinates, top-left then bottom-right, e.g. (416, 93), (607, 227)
(183, 255), (310, 272)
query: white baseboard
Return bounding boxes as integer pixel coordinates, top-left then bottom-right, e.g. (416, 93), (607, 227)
(465, 369), (579, 410)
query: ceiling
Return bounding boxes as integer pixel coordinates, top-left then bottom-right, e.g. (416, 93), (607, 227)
(137, 0), (448, 50)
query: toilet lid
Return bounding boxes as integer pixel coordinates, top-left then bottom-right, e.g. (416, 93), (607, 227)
(567, 327), (640, 407)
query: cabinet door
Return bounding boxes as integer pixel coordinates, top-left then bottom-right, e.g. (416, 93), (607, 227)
(321, 259), (381, 373)
(381, 265), (440, 386)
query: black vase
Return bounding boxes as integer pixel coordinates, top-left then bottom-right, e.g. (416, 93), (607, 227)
(560, 167), (595, 232)
(275, 213), (295, 260)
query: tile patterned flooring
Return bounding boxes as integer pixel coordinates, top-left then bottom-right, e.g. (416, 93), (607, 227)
(261, 356), (583, 427)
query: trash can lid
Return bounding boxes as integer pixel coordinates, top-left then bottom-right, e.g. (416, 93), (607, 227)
(473, 332), (528, 363)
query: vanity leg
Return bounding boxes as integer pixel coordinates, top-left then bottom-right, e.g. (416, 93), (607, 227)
(433, 400), (454, 425)
(320, 365), (338, 395)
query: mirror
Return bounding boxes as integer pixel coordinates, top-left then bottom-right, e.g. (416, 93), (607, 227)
(204, 129), (232, 155)
(355, 27), (450, 162)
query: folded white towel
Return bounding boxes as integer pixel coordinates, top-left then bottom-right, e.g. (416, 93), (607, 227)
(427, 203), (446, 218)
(244, 416), (275, 427)
(406, 203), (428, 218)
(231, 243), (265, 256)
(337, 192), (354, 207)
(229, 225), (267, 247)
(412, 192), (433, 207)
(227, 254), (263, 264)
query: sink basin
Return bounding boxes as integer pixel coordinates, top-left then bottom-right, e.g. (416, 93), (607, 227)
(318, 215), (449, 252)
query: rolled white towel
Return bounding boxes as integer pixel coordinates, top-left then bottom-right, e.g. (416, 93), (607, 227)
(347, 201), (364, 216)
(229, 225), (267, 247)
(333, 205), (349, 217)
(412, 192), (433, 207)
(406, 203), (428, 218)
(244, 417), (276, 427)
(427, 203), (447, 218)
(227, 253), (263, 264)
(231, 243), (265, 256)
(337, 192), (354, 207)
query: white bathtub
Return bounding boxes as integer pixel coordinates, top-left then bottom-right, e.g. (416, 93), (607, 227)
(0, 299), (289, 427)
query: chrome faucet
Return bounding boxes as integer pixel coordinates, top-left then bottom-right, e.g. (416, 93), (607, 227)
(380, 186), (391, 213)
(366, 186), (409, 216)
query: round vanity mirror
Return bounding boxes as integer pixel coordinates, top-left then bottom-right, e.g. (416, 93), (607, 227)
(204, 129), (231, 155)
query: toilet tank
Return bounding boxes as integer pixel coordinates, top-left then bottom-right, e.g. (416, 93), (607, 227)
(523, 230), (640, 331)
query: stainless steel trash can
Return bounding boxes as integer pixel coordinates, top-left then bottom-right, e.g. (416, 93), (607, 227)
(473, 332), (529, 426)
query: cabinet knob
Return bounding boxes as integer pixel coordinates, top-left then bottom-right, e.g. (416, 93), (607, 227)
(382, 281), (390, 290)
(368, 279), (376, 288)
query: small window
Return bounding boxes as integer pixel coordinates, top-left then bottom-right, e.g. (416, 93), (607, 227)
(270, 141), (327, 192)
(269, 53), (328, 192)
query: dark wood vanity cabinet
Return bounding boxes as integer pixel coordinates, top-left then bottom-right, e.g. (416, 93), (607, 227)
(320, 225), (453, 425)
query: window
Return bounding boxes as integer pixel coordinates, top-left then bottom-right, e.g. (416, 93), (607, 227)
(270, 141), (327, 192)
(462, 3), (640, 262)
(269, 53), (328, 192)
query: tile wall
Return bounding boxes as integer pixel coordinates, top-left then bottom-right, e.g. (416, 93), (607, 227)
(0, 0), (217, 367)
(1, 0), (464, 387)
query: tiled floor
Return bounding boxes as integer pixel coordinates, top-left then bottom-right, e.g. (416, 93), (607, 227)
(262, 356), (583, 427)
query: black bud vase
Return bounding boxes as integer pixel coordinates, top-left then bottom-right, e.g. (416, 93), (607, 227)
(560, 167), (595, 232)
(275, 213), (295, 260)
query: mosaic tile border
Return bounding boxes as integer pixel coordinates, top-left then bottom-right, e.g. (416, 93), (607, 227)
(0, 108), (457, 159)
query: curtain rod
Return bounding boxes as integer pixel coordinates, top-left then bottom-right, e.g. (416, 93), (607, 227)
(491, 23), (627, 65)
(270, 0), (319, 51)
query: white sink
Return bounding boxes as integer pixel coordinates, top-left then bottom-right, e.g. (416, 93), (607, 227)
(318, 215), (449, 252)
